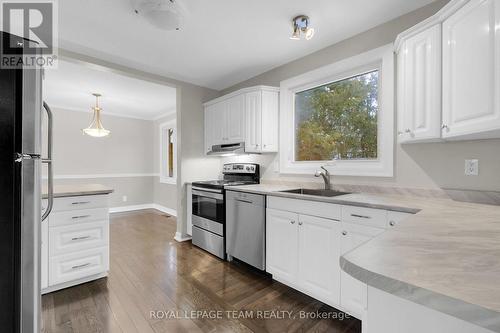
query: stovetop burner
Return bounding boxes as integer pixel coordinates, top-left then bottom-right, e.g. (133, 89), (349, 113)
(192, 163), (260, 190)
(191, 180), (257, 189)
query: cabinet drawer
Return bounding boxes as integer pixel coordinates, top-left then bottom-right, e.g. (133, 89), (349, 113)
(341, 206), (387, 228)
(49, 247), (108, 286)
(49, 208), (108, 227)
(49, 221), (108, 256)
(267, 196), (341, 220)
(52, 195), (108, 212)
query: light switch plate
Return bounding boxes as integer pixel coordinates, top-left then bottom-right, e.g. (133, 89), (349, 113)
(465, 159), (479, 176)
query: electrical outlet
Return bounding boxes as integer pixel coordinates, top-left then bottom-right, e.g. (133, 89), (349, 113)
(465, 159), (479, 176)
(122, 195), (128, 202)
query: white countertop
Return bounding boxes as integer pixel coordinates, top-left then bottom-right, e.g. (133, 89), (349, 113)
(42, 184), (114, 199)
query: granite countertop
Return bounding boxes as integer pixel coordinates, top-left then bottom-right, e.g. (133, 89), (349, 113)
(227, 183), (500, 332)
(42, 184), (114, 199)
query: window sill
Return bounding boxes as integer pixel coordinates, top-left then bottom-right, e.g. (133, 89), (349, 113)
(160, 177), (177, 185)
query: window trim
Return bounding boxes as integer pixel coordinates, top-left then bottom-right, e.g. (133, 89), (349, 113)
(279, 44), (394, 177)
(159, 119), (177, 184)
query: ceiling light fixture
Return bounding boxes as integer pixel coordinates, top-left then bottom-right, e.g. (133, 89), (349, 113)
(82, 93), (110, 138)
(133, 0), (188, 31)
(290, 15), (315, 40)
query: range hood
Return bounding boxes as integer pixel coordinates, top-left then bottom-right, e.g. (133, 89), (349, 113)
(207, 142), (245, 156)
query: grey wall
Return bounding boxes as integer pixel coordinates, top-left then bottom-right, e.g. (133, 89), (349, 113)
(220, 0), (500, 192)
(48, 108), (154, 175)
(43, 107), (156, 208)
(176, 84), (221, 236)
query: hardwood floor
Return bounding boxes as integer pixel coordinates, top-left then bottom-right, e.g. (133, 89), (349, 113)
(42, 210), (361, 333)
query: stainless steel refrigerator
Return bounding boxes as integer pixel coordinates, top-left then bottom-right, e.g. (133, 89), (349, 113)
(0, 32), (53, 333)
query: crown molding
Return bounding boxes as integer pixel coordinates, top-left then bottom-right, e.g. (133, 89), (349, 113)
(49, 104), (175, 121)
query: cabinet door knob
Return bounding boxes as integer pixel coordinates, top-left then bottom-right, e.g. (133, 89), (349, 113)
(389, 221), (396, 227)
(405, 129), (411, 133)
(290, 220), (295, 224)
(298, 221), (303, 226)
(441, 124), (449, 131)
(342, 231), (347, 236)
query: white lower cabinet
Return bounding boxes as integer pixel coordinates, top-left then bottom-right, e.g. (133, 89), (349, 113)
(340, 223), (385, 318)
(298, 214), (341, 306)
(266, 209), (299, 285)
(266, 209), (340, 306)
(41, 194), (110, 294)
(266, 196), (414, 323)
(49, 246), (109, 286)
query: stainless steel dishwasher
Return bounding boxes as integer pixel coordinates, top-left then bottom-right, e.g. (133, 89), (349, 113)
(225, 190), (266, 270)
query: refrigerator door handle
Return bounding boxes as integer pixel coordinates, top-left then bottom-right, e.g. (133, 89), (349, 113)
(41, 101), (53, 221)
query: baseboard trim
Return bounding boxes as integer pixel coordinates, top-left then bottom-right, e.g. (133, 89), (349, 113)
(174, 232), (192, 242)
(151, 204), (177, 216)
(110, 203), (177, 216)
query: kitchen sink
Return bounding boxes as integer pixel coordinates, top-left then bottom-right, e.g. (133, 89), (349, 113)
(279, 188), (351, 197)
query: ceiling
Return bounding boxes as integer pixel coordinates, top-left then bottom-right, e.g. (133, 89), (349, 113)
(58, 0), (436, 91)
(43, 60), (177, 120)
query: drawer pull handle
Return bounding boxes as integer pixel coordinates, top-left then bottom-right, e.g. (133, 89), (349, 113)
(235, 199), (253, 204)
(342, 231), (348, 236)
(71, 236), (91, 241)
(71, 201), (90, 205)
(72, 215), (90, 220)
(351, 214), (371, 219)
(71, 263), (91, 270)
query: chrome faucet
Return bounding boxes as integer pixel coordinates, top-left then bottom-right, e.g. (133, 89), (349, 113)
(315, 166), (331, 190)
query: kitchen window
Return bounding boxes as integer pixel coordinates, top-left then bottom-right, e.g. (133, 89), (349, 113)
(160, 120), (177, 184)
(280, 44), (394, 177)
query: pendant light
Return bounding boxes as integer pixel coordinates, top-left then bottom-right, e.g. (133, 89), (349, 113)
(82, 93), (110, 137)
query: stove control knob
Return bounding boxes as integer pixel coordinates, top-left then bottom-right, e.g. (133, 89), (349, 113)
(246, 166), (250, 171)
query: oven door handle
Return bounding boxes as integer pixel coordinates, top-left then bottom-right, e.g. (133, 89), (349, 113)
(192, 189), (224, 200)
(192, 186), (223, 194)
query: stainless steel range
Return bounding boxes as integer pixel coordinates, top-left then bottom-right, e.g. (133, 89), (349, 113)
(191, 163), (260, 259)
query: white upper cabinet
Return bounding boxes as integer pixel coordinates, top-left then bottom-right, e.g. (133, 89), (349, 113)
(397, 25), (442, 143)
(226, 94), (245, 143)
(442, 0), (500, 139)
(395, 0), (500, 142)
(204, 104), (215, 153)
(245, 89), (279, 153)
(204, 86), (279, 155)
(245, 91), (262, 152)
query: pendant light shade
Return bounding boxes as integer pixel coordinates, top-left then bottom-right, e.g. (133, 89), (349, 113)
(82, 93), (110, 137)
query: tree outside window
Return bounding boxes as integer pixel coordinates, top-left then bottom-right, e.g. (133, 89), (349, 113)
(294, 70), (379, 162)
